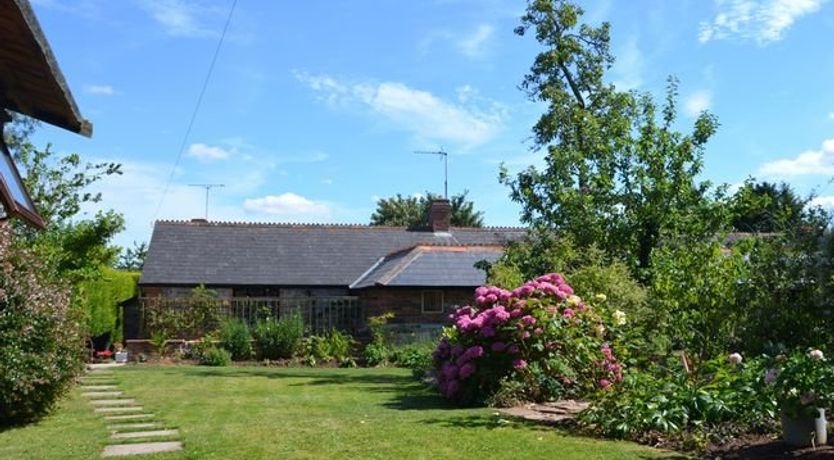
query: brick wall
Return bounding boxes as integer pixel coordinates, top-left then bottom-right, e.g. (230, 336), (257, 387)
(357, 287), (474, 324)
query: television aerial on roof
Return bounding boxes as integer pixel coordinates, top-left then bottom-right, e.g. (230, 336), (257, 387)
(413, 149), (448, 199)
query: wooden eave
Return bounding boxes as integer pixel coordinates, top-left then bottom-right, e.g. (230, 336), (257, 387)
(0, 0), (92, 136)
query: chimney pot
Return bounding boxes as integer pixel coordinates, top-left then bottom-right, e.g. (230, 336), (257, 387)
(427, 199), (451, 232)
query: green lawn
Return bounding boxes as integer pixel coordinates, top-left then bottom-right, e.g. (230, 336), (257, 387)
(0, 366), (684, 459)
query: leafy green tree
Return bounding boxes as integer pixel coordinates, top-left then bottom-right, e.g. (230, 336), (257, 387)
(502, 0), (727, 280)
(117, 241), (148, 271)
(731, 179), (807, 233)
(370, 190), (484, 228)
(6, 118), (124, 281)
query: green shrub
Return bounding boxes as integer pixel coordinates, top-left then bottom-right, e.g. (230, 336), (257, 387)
(363, 312), (394, 366)
(362, 342), (390, 367)
(253, 313), (304, 360)
(149, 331), (169, 357)
(143, 284), (221, 340)
(220, 318), (253, 361)
(389, 342), (434, 378)
(301, 330), (355, 365)
(579, 354), (777, 446)
(200, 346), (231, 366)
(77, 267), (139, 343)
(0, 229), (85, 424)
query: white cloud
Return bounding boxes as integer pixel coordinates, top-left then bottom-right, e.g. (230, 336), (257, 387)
(759, 138), (834, 176)
(455, 24), (494, 58)
(612, 35), (643, 90)
(187, 143), (231, 161)
(137, 0), (216, 38)
(295, 72), (504, 147)
(243, 193), (331, 217)
(84, 84), (118, 96)
(322, 178), (334, 185)
(827, 111), (834, 120)
(699, 0), (827, 45)
(809, 195), (834, 207)
(684, 90), (712, 117)
(418, 24), (495, 59)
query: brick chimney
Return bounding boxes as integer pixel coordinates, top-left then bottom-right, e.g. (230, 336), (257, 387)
(427, 199), (451, 232)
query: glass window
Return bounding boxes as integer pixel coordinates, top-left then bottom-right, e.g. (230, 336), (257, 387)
(421, 290), (444, 313)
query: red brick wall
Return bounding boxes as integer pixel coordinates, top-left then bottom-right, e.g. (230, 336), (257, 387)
(357, 287), (474, 324)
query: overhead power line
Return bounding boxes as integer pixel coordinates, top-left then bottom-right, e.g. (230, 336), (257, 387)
(152, 0), (238, 222)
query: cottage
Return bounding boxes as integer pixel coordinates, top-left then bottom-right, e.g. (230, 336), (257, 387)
(137, 200), (524, 337)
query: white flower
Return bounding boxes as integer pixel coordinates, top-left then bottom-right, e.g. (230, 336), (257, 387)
(728, 353), (743, 365)
(595, 324), (607, 337)
(594, 293), (607, 302)
(789, 387), (799, 397)
(809, 349), (825, 361)
(612, 310), (627, 326)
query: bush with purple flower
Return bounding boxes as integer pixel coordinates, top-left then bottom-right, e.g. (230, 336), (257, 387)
(432, 273), (622, 405)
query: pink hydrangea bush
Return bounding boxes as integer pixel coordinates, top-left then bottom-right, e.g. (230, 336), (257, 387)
(432, 273), (622, 405)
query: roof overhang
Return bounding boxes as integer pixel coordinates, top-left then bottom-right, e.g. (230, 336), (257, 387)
(0, 0), (92, 136)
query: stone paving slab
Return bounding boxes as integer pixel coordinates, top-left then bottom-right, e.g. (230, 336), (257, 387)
(91, 399), (136, 406)
(101, 441), (183, 457)
(107, 422), (162, 431)
(95, 406), (143, 414)
(111, 429), (179, 440)
(103, 413), (155, 421)
(83, 391), (123, 398)
(88, 363), (126, 370)
(80, 385), (118, 391)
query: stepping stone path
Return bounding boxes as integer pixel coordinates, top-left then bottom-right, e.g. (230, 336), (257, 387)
(80, 363), (183, 457)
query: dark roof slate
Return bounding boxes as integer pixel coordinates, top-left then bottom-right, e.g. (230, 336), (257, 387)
(140, 221), (525, 287)
(350, 246), (504, 289)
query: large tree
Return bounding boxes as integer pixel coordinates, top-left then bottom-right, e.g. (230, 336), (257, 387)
(370, 191), (484, 228)
(7, 117), (124, 280)
(501, 0), (726, 280)
(731, 179), (807, 233)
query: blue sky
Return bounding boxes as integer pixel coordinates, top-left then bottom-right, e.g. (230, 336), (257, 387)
(25, 0), (834, 247)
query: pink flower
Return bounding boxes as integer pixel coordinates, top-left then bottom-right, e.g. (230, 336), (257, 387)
(513, 358), (528, 369)
(485, 293), (498, 303)
(475, 286), (489, 297)
(520, 331), (531, 340)
(441, 363), (458, 379)
(491, 342), (506, 352)
(533, 327), (543, 335)
(521, 315), (536, 326)
(459, 362), (476, 379)
(599, 379), (611, 389)
(507, 344), (520, 354)
(509, 309), (523, 318)
(475, 295), (487, 305)
(562, 308), (575, 318)
(480, 326), (496, 337)
(446, 379), (460, 396)
(728, 352), (743, 365)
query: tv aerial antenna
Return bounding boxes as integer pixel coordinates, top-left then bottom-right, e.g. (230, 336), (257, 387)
(413, 149), (448, 198)
(188, 183), (225, 220)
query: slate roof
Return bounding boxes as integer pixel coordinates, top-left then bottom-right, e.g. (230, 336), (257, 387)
(140, 220), (526, 287)
(350, 245), (504, 289)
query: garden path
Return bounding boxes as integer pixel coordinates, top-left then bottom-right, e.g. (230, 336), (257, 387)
(81, 364), (183, 457)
